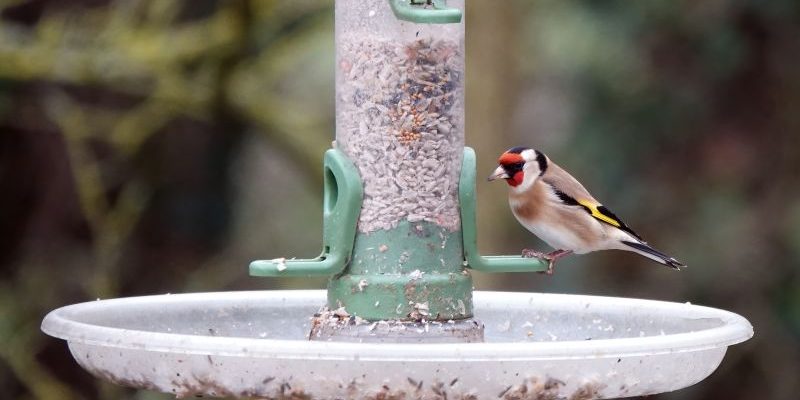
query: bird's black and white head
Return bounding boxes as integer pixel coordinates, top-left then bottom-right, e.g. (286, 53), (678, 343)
(488, 146), (548, 188)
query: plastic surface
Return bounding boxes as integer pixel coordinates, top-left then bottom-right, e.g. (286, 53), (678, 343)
(329, 0), (470, 320)
(335, 0), (465, 233)
(42, 290), (752, 399)
(327, 228), (476, 320)
(249, 149), (362, 277)
(389, 0), (463, 24)
(310, 316), (484, 343)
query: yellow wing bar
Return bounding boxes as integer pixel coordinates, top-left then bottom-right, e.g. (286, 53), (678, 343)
(576, 199), (642, 239)
(577, 199), (621, 227)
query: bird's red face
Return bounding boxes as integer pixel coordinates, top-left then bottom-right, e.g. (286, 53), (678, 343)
(489, 151), (526, 187)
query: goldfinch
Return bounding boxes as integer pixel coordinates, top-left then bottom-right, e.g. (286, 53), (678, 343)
(488, 146), (685, 274)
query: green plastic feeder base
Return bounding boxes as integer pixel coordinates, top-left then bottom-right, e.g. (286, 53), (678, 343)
(249, 147), (547, 323)
(328, 221), (472, 320)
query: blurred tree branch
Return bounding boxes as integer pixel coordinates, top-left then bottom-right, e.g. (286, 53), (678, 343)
(0, 282), (81, 399)
(0, 1), (333, 398)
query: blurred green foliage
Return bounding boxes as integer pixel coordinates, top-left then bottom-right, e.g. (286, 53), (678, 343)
(1, 0), (799, 399)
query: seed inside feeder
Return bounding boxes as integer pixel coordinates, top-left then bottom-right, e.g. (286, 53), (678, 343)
(337, 37), (464, 233)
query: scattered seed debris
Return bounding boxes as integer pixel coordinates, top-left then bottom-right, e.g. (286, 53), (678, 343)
(333, 307), (351, 319)
(569, 381), (605, 400)
(272, 257), (287, 272)
(502, 377), (565, 400)
(408, 302), (430, 320)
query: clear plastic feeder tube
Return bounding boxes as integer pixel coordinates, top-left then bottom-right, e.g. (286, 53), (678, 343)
(330, 0), (469, 321)
(335, 0), (465, 234)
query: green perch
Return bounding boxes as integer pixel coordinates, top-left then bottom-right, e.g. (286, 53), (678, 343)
(249, 147), (547, 321)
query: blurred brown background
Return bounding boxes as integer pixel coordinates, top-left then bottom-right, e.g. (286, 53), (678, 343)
(1, 1), (799, 399)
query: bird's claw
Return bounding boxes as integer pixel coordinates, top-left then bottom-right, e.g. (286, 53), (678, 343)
(542, 261), (555, 275)
(521, 249), (571, 275)
(521, 249), (548, 259)
(521, 248), (555, 275)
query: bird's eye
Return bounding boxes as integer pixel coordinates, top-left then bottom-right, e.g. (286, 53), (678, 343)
(504, 162), (524, 171)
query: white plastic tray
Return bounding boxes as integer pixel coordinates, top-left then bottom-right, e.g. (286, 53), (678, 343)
(41, 290), (752, 399)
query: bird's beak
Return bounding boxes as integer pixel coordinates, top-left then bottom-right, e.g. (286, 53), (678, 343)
(487, 166), (509, 181)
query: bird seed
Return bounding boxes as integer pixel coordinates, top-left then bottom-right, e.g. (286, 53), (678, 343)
(336, 36), (464, 233)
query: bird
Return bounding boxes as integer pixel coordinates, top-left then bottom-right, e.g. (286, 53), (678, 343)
(488, 146), (685, 274)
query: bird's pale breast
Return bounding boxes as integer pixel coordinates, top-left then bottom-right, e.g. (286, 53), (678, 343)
(509, 179), (606, 253)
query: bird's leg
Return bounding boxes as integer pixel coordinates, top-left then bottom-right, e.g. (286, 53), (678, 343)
(544, 249), (573, 275)
(521, 249), (573, 275)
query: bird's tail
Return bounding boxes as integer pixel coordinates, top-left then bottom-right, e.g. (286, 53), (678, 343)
(621, 240), (685, 270)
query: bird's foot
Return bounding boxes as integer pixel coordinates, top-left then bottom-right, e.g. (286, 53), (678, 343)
(521, 249), (573, 275)
(521, 249), (549, 259)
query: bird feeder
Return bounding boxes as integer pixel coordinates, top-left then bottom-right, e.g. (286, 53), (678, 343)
(248, 0), (548, 342)
(41, 1), (753, 399)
